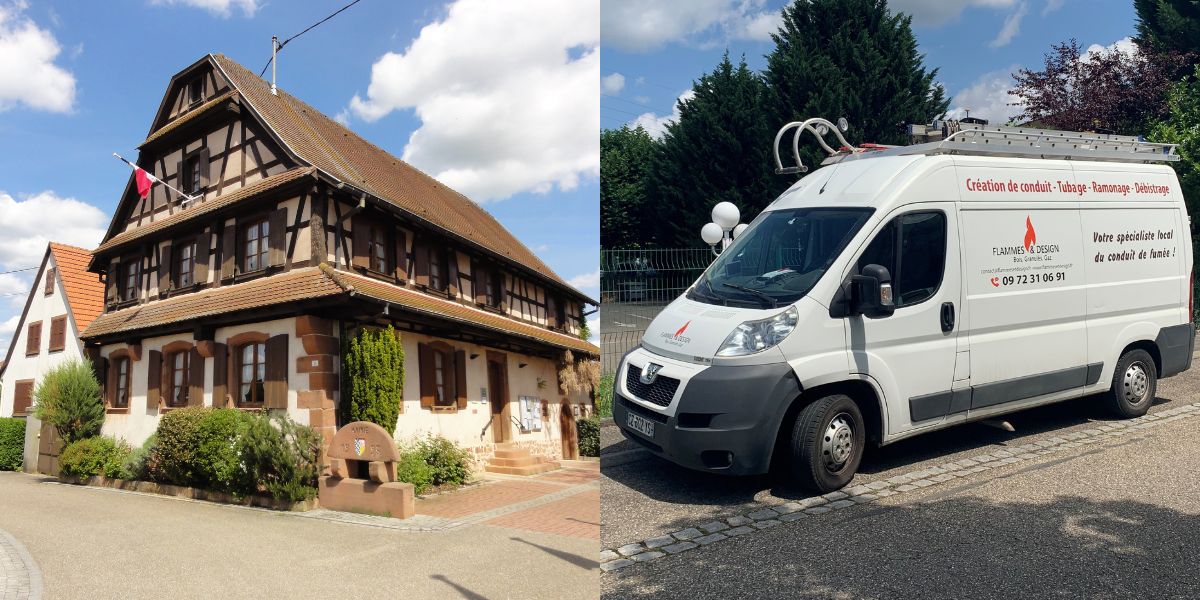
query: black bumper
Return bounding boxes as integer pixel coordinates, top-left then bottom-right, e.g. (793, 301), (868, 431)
(1156, 323), (1195, 379)
(613, 360), (801, 475)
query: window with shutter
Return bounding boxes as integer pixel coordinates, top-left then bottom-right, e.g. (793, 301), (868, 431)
(264, 334), (288, 409)
(166, 350), (190, 407)
(419, 341), (458, 409)
(13, 380), (34, 415)
(243, 217), (270, 273)
(48, 316), (66, 353)
(236, 342), (266, 406)
(174, 238), (197, 289)
(188, 347), (205, 407)
(26, 321), (41, 356)
(44, 268), (54, 296)
(120, 259), (140, 302)
(268, 208), (286, 268)
(112, 358), (131, 409)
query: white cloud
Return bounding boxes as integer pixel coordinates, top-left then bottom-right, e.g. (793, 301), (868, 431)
(1084, 36), (1136, 59)
(0, 191), (108, 270)
(346, 0), (599, 202)
(601, 0), (782, 53)
(1043, 0), (1065, 15)
(630, 89), (694, 139)
(944, 66), (1023, 125)
(586, 314), (598, 343)
(989, 1), (1027, 48)
(602, 72), (626, 95)
(0, 1), (76, 113)
(149, 0), (258, 18)
(889, 0), (1019, 27)
(0, 314), (17, 336)
(567, 270), (600, 292)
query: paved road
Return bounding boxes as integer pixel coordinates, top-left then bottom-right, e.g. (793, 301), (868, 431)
(602, 363), (1200, 599)
(0, 471), (598, 599)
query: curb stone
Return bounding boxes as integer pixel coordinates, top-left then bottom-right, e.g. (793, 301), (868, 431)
(600, 400), (1200, 573)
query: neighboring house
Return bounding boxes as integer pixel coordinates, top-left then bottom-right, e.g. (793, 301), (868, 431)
(0, 243), (105, 418)
(80, 54), (599, 469)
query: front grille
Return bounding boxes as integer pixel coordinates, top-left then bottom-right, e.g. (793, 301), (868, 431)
(625, 364), (681, 408)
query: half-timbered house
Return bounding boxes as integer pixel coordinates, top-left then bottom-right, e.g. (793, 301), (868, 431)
(80, 54), (599, 470)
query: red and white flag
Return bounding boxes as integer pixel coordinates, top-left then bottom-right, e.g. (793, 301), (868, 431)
(133, 167), (157, 200)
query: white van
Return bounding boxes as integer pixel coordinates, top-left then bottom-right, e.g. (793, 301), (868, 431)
(614, 118), (1195, 492)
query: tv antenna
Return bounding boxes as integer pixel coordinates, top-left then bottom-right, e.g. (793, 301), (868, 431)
(259, 0), (365, 94)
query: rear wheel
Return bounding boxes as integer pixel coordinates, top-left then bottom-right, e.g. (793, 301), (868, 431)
(789, 394), (865, 493)
(1105, 349), (1157, 418)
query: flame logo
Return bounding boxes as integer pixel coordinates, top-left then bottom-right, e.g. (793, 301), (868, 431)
(674, 321), (691, 338)
(1023, 216), (1036, 251)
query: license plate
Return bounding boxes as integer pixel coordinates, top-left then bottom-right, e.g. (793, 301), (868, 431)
(626, 412), (655, 438)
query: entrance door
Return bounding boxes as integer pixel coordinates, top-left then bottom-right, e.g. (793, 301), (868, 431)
(487, 355), (509, 443)
(560, 400), (579, 460)
(844, 204), (963, 434)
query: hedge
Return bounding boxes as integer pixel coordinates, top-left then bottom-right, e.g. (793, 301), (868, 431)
(59, 436), (131, 479)
(578, 417), (599, 457)
(341, 326), (405, 434)
(0, 418), (24, 471)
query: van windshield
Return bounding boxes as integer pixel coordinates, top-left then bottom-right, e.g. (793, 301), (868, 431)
(689, 208), (874, 308)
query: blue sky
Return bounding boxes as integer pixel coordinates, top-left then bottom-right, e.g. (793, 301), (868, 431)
(0, 0), (600, 350)
(601, 0), (1138, 135)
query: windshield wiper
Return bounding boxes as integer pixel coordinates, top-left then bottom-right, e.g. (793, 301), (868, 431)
(722, 283), (777, 308)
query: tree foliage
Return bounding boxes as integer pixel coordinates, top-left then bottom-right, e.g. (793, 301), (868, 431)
(33, 360), (104, 445)
(1011, 39), (1175, 135)
(1136, 0), (1200, 58)
(1150, 65), (1200, 228)
(601, 125), (659, 248)
(341, 326), (405, 435)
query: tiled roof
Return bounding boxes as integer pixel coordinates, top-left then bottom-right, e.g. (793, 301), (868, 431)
(80, 263), (599, 357)
(140, 90), (238, 147)
(94, 167), (316, 253)
(81, 268), (344, 339)
(332, 268), (598, 356)
(49, 243), (105, 332)
(209, 54), (593, 305)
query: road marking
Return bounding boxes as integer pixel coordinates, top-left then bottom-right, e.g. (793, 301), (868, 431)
(600, 402), (1200, 572)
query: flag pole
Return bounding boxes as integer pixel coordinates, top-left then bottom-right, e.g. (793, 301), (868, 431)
(112, 152), (199, 205)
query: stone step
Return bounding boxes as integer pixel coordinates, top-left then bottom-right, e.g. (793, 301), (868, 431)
(493, 447), (533, 459)
(488, 455), (541, 468)
(484, 461), (560, 476)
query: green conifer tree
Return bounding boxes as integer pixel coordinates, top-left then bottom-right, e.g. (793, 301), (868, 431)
(340, 326), (405, 434)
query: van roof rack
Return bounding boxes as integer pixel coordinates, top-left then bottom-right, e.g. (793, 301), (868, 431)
(774, 118), (1179, 174)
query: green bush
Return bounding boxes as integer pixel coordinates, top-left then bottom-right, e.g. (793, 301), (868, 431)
(0, 418), (25, 471)
(395, 452), (434, 495)
(59, 436), (131, 479)
(122, 433), (157, 481)
(596, 374), (614, 418)
(238, 412), (321, 502)
(33, 360), (104, 445)
(149, 407), (209, 486)
(577, 417), (599, 457)
(341, 326), (405, 435)
(415, 435), (471, 486)
(194, 409), (252, 494)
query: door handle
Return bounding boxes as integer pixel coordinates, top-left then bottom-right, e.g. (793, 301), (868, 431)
(940, 302), (955, 332)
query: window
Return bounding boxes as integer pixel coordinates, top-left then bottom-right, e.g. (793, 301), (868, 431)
(121, 260), (140, 302)
(418, 341), (462, 410)
(48, 316), (66, 353)
(44, 268), (54, 296)
(368, 224), (389, 273)
(429, 247), (444, 291)
(183, 155), (202, 195)
(25, 321), (41, 356)
(167, 351), (190, 407)
(175, 239), (197, 288)
(113, 358), (130, 409)
(856, 211), (947, 308)
(237, 342), (266, 406)
(554, 298), (567, 329)
(433, 350), (447, 405)
(13, 380), (34, 416)
(189, 78), (203, 104)
(481, 267), (503, 308)
(243, 218), (270, 273)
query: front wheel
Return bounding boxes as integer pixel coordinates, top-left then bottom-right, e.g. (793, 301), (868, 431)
(1105, 349), (1157, 418)
(789, 394), (865, 493)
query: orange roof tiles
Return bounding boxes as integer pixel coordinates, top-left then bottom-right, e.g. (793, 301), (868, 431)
(49, 243), (105, 332)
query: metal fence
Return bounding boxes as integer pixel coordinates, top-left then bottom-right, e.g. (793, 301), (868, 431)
(600, 248), (714, 375)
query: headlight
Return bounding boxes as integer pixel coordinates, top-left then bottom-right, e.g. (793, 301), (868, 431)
(716, 306), (799, 357)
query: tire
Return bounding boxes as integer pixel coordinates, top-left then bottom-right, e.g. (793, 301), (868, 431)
(1105, 349), (1157, 418)
(788, 394), (865, 493)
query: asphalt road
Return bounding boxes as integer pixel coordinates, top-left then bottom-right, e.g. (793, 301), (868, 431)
(601, 362), (1200, 599)
(0, 472), (597, 599)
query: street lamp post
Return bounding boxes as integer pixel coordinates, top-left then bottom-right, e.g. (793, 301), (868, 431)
(702, 201), (746, 256)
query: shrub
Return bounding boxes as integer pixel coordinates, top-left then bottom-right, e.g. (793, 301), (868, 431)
(341, 326), (404, 434)
(33, 360), (104, 445)
(59, 436), (131, 479)
(596, 374), (614, 418)
(0, 418), (25, 471)
(194, 409), (252, 494)
(238, 412), (321, 502)
(121, 434), (157, 481)
(414, 434), (471, 486)
(149, 407), (209, 486)
(577, 417), (599, 457)
(395, 452), (434, 495)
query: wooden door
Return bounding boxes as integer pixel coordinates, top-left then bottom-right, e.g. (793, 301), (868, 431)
(487, 357), (509, 443)
(560, 400), (578, 460)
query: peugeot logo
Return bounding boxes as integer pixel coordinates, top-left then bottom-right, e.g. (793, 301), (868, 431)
(640, 363), (663, 385)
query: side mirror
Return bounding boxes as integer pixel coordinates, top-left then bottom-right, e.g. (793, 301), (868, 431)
(849, 264), (895, 318)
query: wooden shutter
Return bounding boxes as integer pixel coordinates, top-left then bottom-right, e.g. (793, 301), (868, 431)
(176, 160), (185, 196)
(393, 229), (407, 280)
(146, 350), (161, 409)
(48, 316), (66, 352)
(13, 380), (33, 415)
(158, 244), (173, 293)
(26, 321), (41, 356)
(414, 241), (430, 286)
(198, 148), (211, 190)
(105, 264), (118, 305)
(45, 268), (54, 295)
(264, 334), (289, 409)
(90, 355), (107, 399)
(446, 250), (459, 298)
(454, 349), (468, 409)
(105, 357), (117, 406)
(211, 342), (227, 408)
(269, 208), (287, 268)
(220, 223), (237, 280)
(194, 229), (211, 285)
(351, 215), (369, 269)
(418, 343), (435, 409)
(188, 347), (205, 407)
(473, 263), (487, 305)
(547, 296), (558, 328)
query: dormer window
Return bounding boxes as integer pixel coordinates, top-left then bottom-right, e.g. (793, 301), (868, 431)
(120, 259), (140, 302)
(189, 77), (203, 104)
(183, 155), (202, 194)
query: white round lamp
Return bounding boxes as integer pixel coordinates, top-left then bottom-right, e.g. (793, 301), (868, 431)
(711, 202), (740, 231)
(701, 222), (724, 246)
(732, 223), (749, 239)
